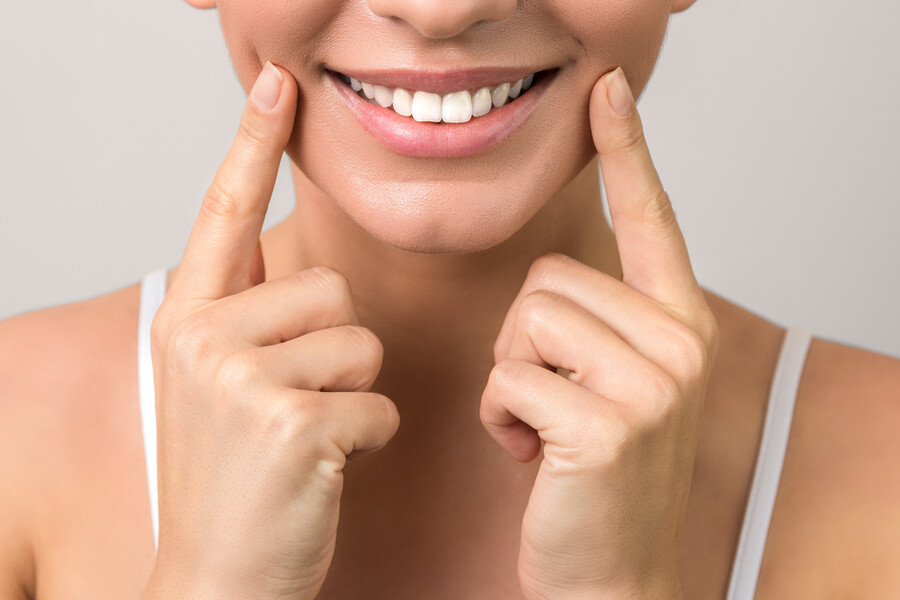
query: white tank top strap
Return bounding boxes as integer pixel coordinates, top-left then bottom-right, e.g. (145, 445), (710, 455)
(138, 267), (168, 552)
(725, 326), (813, 599)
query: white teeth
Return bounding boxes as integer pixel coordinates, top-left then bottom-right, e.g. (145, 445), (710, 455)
(472, 87), (492, 117)
(442, 91), (473, 123)
(508, 78), (523, 99)
(522, 73), (534, 91)
(411, 91), (442, 123)
(344, 72), (539, 122)
(491, 82), (510, 107)
(373, 85), (393, 107)
(392, 88), (413, 117)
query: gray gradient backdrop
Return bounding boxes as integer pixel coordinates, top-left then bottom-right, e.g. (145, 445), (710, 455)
(1, 1), (898, 358)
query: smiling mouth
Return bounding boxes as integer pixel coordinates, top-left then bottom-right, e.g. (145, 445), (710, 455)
(325, 66), (557, 158)
(329, 69), (550, 124)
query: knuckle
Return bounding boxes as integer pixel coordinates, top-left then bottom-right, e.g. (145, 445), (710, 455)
(149, 307), (176, 355)
(624, 377), (682, 446)
(217, 350), (266, 391)
(666, 322), (710, 386)
(617, 115), (649, 155)
(328, 393), (399, 452)
(303, 266), (355, 313)
(639, 187), (678, 233)
(516, 289), (561, 331)
(202, 175), (253, 224)
(491, 335), (507, 364)
(344, 325), (384, 365)
(237, 114), (271, 152)
(583, 407), (632, 466)
(478, 401), (492, 428)
(306, 265), (351, 295)
(289, 267), (356, 326)
(526, 252), (573, 288)
(658, 371), (683, 405)
(698, 311), (721, 360)
(371, 393), (401, 433)
(646, 371), (682, 417)
(339, 326), (384, 390)
(264, 391), (323, 446)
(262, 400), (295, 442)
(167, 312), (219, 370)
(261, 397), (306, 447)
(487, 358), (525, 395)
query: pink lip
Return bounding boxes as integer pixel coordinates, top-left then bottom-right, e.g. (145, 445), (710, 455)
(327, 69), (554, 158)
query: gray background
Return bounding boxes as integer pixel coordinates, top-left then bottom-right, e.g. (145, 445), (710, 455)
(1, 1), (898, 358)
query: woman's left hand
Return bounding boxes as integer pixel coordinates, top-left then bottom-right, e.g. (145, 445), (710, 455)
(481, 67), (720, 600)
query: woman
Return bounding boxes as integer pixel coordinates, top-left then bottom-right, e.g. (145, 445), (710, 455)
(1, 0), (898, 598)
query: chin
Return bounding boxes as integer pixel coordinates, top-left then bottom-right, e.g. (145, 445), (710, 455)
(330, 177), (549, 255)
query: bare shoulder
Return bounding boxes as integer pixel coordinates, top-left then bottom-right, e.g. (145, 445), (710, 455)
(761, 336), (900, 598)
(0, 281), (144, 599)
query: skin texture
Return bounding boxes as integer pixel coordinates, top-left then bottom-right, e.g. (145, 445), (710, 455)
(2, 1), (900, 600)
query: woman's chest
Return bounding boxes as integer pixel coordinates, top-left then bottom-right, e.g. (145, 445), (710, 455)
(32, 393), (542, 599)
(315, 437), (539, 598)
(37, 452), (536, 600)
(32, 377), (792, 600)
(36, 464), (748, 600)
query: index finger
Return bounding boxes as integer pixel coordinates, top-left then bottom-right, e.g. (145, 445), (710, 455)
(590, 67), (702, 311)
(169, 61), (298, 303)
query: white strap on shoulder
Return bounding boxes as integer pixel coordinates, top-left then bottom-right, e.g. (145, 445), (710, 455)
(138, 267), (168, 552)
(725, 327), (813, 600)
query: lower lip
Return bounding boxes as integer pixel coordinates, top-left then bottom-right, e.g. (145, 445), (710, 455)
(327, 70), (553, 158)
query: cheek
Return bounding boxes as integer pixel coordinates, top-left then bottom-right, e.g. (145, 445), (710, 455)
(216, 0), (339, 92)
(547, 0), (671, 100)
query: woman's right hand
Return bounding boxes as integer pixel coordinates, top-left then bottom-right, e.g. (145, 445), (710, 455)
(143, 62), (400, 600)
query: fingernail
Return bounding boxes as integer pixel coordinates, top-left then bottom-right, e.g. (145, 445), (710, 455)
(606, 67), (634, 117)
(250, 61), (284, 113)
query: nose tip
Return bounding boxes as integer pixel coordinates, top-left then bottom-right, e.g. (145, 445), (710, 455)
(367, 0), (517, 39)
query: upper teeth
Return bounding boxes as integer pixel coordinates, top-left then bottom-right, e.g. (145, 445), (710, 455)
(346, 73), (536, 123)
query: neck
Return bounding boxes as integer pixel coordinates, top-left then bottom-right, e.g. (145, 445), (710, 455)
(260, 155), (621, 403)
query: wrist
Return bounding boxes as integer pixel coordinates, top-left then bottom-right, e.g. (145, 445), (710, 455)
(599, 571), (685, 600)
(531, 568), (685, 600)
(144, 558), (322, 600)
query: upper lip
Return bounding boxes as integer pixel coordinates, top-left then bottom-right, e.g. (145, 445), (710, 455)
(326, 66), (552, 95)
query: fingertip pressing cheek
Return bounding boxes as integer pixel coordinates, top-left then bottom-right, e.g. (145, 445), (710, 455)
(545, 0), (671, 101)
